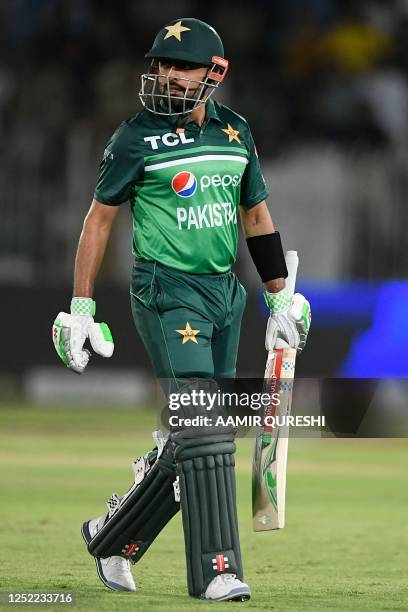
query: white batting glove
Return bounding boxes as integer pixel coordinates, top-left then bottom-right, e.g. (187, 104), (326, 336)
(52, 298), (114, 374)
(264, 289), (311, 353)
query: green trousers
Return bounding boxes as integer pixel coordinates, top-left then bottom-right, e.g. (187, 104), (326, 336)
(130, 259), (247, 379)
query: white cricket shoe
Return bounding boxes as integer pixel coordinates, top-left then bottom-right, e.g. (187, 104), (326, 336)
(81, 516), (136, 592)
(204, 573), (251, 601)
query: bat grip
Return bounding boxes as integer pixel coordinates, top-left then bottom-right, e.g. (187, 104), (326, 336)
(284, 250), (299, 297)
(274, 250), (299, 350)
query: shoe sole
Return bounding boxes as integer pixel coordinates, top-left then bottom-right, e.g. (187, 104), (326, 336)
(206, 587), (251, 602)
(81, 521), (136, 592)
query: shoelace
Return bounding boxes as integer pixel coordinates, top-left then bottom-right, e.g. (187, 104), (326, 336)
(108, 557), (131, 573)
(219, 573), (237, 585)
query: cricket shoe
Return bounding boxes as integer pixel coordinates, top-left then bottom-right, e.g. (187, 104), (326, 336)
(204, 574), (251, 601)
(81, 516), (136, 592)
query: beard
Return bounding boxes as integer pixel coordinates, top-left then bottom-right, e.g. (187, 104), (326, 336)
(160, 81), (203, 113)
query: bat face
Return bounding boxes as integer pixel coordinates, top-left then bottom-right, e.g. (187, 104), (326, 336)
(252, 347), (297, 531)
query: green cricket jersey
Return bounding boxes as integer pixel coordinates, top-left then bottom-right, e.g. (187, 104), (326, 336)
(94, 99), (269, 273)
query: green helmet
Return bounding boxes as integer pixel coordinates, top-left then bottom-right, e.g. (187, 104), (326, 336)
(145, 18), (224, 65)
(139, 18), (229, 116)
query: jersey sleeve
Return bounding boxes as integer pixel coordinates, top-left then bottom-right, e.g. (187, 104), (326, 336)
(240, 128), (269, 209)
(94, 122), (143, 205)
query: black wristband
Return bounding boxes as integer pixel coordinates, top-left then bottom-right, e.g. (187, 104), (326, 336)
(246, 232), (288, 282)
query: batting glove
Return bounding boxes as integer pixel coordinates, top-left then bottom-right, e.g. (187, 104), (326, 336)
(264, 290), (311, 353)
(52, 298), (114, 374)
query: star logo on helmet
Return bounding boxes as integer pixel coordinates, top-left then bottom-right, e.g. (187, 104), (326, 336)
(221, 123), (241, 143)
(163, 21), (191, 42)
(176, 322), (200, 344)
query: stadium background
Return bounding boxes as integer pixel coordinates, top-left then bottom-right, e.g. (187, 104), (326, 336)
(1, 0), (408, 393)
(1, 4), (407, 610)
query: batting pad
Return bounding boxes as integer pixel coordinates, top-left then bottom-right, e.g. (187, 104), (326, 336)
(172, 431), (243, 597)
(88, 433), (179, 562)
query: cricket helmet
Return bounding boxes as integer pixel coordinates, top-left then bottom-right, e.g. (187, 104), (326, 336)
(139, 18), (229, 116)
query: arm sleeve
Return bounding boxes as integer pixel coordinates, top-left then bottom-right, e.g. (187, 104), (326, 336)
(94, 122), (143, 205)
(240, 129), (269, 209)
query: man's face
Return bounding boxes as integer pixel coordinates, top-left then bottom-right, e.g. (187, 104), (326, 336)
(158, 60), (208, 110)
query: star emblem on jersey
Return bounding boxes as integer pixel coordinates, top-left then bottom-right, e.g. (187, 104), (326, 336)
(221, 123), (241, 143)
(163, 21), (191, 41)
(176, 322), (200, 344)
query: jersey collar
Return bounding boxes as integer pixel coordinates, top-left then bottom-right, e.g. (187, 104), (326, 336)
(154, 98), (223, 127)
(204, 99), (223, 124)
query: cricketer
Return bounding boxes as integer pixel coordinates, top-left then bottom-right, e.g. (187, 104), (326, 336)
(52, 18), (311, 602)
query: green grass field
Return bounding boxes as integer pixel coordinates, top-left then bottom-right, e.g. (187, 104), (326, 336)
(0, 402), (407, 611)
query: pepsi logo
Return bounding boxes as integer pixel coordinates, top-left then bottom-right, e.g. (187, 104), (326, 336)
(171, 171), (197, 198)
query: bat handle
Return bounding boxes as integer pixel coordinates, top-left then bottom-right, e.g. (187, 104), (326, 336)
(284, 250), (299, 297)
(274, 250), (299, 350)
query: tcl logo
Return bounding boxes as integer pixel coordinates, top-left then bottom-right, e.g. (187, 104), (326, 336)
(200, 174), (242, 191)
(144, 132), (195, 150)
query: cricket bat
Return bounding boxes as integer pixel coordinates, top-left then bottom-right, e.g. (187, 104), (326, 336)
(252, 250), (299, 531)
